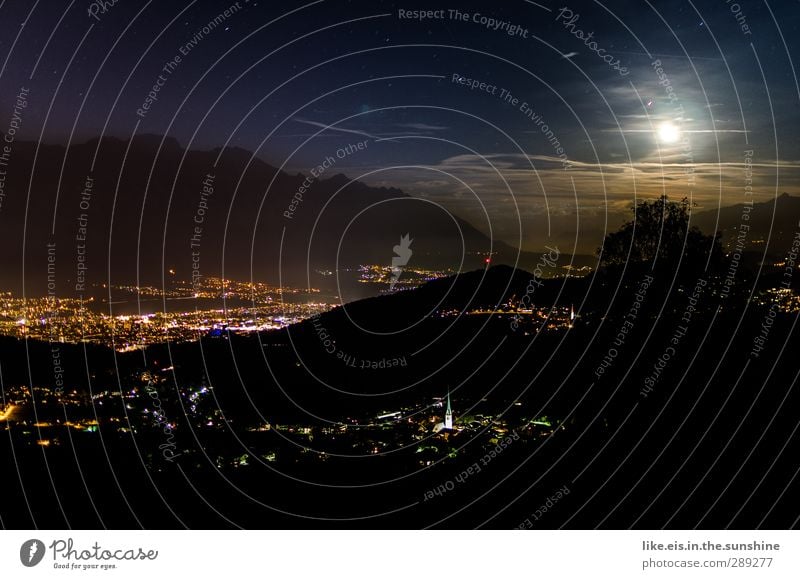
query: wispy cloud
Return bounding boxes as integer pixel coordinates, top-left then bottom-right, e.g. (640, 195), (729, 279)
(293, 117), (376, 139)
(396, 123), (449, 131)
(357, 152), (800, 209)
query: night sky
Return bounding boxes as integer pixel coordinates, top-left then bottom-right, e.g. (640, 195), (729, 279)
(1, 0), (798, 252)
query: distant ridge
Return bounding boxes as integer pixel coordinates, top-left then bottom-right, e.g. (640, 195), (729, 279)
(693, 192), (800, 253)
(0, 135), (592, 295)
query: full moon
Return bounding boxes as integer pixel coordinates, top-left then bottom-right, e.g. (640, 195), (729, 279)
(658, 121), (681, 144)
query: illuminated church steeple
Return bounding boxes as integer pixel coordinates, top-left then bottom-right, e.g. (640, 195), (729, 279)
(444, 389), (453, 430)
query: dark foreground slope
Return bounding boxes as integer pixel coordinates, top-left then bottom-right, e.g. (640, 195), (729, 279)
(1, 264), (799, 529)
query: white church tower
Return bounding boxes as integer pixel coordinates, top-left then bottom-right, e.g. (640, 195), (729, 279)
(444, 389), (454, 430)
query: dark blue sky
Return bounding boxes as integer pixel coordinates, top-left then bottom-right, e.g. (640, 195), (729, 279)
(1, 0), (798, 250)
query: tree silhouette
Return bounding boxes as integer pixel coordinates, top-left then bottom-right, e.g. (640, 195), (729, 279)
(598, 196), (722, 270)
